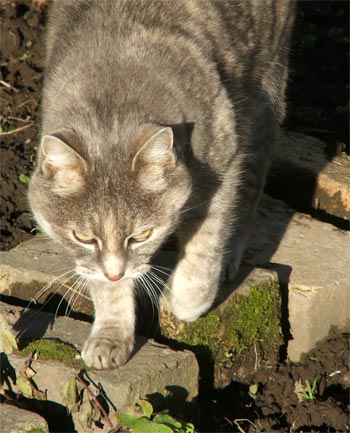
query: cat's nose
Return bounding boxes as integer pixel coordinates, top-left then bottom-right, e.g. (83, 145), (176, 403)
(105, 272), (124, 282)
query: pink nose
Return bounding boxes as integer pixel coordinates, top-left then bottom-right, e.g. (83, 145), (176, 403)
(105, 273), (124, 282)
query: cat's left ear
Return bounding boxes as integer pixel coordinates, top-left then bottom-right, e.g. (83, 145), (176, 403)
(40, 132), (86, 195)
(132, 127), (176, 169)
(132, 127), (176, 191)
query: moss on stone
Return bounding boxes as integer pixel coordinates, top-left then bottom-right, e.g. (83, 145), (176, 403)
(224, 283), (281, 352)
(179, 312), (220, 349)
(15, 338), (83, 367)
(163, 281), (281, 367)
(26, 428), (46, 433)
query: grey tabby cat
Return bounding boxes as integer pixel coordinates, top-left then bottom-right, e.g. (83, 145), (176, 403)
(29, 0), (295, 369)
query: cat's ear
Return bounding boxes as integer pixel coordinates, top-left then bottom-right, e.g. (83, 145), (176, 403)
(132, 127), (176, 191)
(40, 133), (86, 194)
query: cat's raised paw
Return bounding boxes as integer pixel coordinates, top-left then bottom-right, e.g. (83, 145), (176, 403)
(81, 337), (134, 369)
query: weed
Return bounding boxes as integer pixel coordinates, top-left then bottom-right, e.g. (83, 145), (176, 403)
(309, 355), (318, 362)
(18, 173), (31, 184)
(248, 383), (259, 400)
(300, 378), (318, 400)
(116, 399), (196, 433)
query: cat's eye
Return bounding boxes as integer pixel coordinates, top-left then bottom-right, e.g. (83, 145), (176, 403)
(73, 231), (96, 244)
(130, 228), (153, 243)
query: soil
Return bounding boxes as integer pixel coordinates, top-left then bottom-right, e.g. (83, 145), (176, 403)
(0, 2), (349, 432)
(202, 330), (350, 433)
(1, 0), (46, 249)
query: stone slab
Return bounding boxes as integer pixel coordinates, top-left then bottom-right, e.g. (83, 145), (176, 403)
(0, 404), (49, 433)
(0, 302), (199, 414)
(270, 131), (350, 221)
(245, 194), (350, 361)
(0, 237), (93, 315)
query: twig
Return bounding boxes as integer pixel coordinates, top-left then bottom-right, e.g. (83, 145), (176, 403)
(18, 99), (35, 108)
(253, 341), (259, 371)
(233, 418), (260, 433)
(0, 123), (34, 136)
(233, 419), (246, 433)
(0, 79), (19, 93)
(76, 375), (114, 428)
(7, 116), (32, 123)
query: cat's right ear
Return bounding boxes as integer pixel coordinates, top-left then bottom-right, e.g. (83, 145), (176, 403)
(40, 134), (86, 195)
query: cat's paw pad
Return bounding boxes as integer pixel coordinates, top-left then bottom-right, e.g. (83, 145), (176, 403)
(81, 337), (134, 369)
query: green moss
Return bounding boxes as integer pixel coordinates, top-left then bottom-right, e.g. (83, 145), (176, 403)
(179, 312), (220, 349)
(26, 428), (46, 433)
(15, 338), (83, 367)
(224, 283), (281, 351)
(167, 281), (281, 366)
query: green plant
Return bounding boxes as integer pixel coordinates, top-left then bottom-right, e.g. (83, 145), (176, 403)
(248, 383), (258, 400)
(309, 355), (318, 362)
(300, 378), (318, 400)
(18, 173), (31, 184)
(116, 399), (195, 433)
(29, 152), (37, 165)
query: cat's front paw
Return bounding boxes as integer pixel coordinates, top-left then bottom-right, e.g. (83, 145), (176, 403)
(81, 336), (134, 369)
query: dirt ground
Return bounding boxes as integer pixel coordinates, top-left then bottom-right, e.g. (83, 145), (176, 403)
(202, 330), (350, 433)
(0, 2), (349, 432)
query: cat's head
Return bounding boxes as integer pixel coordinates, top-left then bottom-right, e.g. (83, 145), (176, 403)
(29, 125), (191, 283)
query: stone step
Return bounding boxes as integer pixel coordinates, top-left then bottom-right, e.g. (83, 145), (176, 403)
(0, 237), (93, 316)
(245, 194), (350, 361)
(0, 404), (49, 433)
(269, 131), (350, 222)
(0, 301), (198, 432)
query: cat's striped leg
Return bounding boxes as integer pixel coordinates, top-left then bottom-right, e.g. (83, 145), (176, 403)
(167, 174), (237, 322)
(82, 279), (135, 369)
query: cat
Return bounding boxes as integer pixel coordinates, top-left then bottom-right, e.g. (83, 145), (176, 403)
(29, 0), (295, 369)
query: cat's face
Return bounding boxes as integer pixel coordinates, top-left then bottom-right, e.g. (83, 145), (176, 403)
(29, 126), (191, 283)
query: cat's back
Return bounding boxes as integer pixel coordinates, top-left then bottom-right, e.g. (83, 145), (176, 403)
(43, 0), (294, 138)
(46, 0), (294, 78)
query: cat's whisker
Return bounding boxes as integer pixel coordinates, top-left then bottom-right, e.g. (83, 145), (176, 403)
(151, 264), (172, 272)
(66, 277), (89, 317)
(55, 275), (82, 320)
(180, 199), (210, 215)
(150, 265), (171, 278)
(148, 270), (185, 307)
(26, 273), (78, 317)
(27, 268), (76, 308)
(147, 271), (171, 298)
(147, 273), (165, 304)
(143, 275), (160, 309)
(46, 275), (79, 316)
(138, 275), (158, 320)
(15, 271), (79, 340)
(136, 277), (156, 324)
(147, 271), (185, 314)
(64, 276), (84, 317)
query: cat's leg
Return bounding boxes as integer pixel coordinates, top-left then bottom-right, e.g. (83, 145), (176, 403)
(222, 162), (268, 282)
(224, 105), (279, 281)
(168, 108), (278, 322)
(82, 279), (135, 369)
(167, 169), (240, 322)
